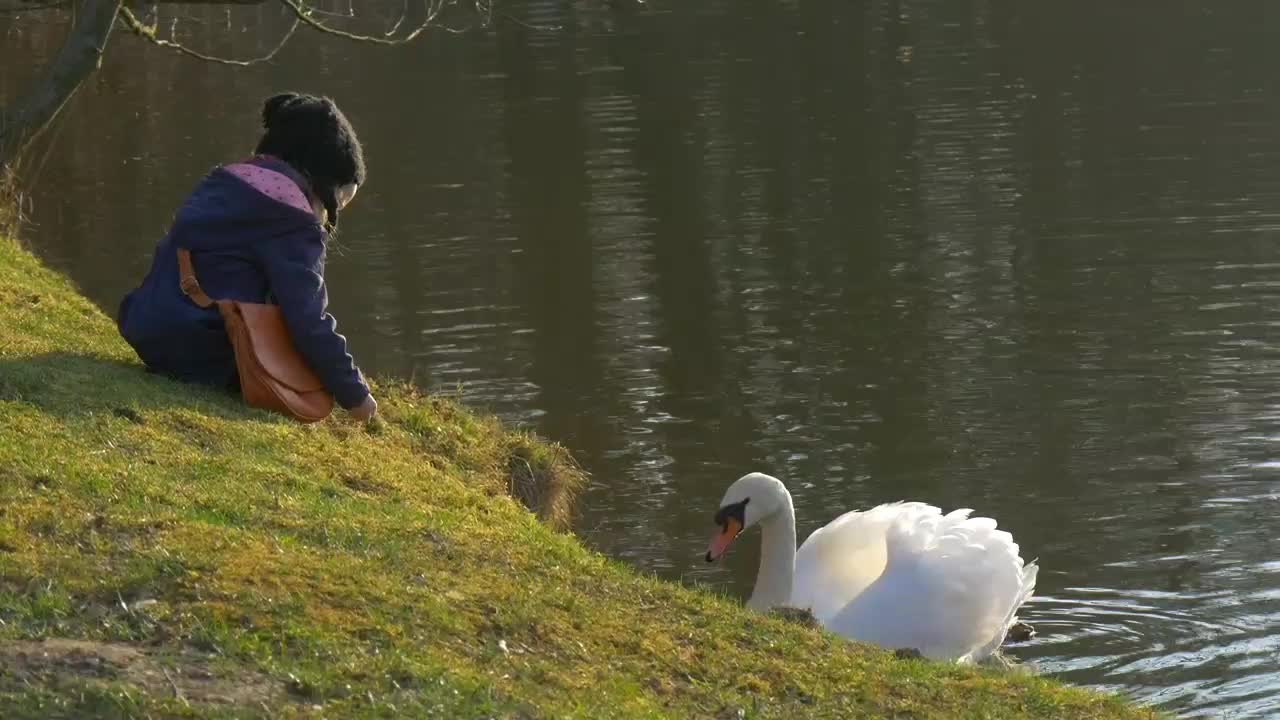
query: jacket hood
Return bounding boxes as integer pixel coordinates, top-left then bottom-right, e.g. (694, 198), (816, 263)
(171, 164), (321, 252)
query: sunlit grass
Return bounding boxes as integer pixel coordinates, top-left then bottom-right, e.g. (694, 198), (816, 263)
(0, 236), (1158, 719)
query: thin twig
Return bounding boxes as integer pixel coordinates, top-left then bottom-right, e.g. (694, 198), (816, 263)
(117, 5), (300, 67)
(383, 0), (410, 37)
(161, 667), (187, 705)
(275, 0), (452, 45)
(495, 10), (561, 32)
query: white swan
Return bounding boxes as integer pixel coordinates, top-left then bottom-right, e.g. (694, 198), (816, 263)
(705, 472), (1038, 662)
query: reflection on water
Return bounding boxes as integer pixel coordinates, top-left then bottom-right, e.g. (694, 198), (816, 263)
(7, 1), (1280, 716)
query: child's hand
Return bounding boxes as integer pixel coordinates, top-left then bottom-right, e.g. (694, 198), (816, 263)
(349, 394), (378, 421)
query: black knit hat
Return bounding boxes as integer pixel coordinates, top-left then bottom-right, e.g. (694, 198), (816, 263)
(254, 92), (365, 230)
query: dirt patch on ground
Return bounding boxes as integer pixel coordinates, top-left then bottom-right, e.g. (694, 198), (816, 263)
(0, 638), (282, 707)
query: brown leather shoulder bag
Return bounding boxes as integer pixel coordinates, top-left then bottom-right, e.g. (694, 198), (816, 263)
(177, 248), (334, 423)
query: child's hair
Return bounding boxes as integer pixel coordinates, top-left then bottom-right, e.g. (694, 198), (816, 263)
(254, 92), (365, 230)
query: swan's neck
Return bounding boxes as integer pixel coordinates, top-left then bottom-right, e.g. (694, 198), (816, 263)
(747, 497), (797, 612)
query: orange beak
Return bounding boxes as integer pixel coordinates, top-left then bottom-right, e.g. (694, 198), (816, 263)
(705, 517), (743, 562)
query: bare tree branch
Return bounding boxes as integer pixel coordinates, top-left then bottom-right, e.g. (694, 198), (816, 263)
(0, 0), (525, 170)
(383, 0), (411, 37)
(0, 0), (122, 168)
(275, 0), (455, 45)
(117, 5), (300, 67)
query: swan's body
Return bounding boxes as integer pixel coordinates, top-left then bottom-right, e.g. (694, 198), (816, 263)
(706, 473), (1038, 663)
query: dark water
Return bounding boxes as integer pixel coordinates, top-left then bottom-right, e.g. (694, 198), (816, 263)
(7, 2), (1280, 716)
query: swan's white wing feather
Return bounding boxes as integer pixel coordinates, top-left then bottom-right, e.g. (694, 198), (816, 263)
(791, 502), (941, 623)
(825, 505), (1037, 662)
(971, 554), (1039, 661)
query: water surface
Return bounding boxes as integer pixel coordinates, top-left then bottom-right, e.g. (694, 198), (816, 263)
(6, 2), (1280, 716)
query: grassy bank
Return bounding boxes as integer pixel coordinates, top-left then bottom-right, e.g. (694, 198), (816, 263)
(0, 237), (1156, 719)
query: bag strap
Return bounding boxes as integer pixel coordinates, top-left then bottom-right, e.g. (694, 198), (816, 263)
(176, 248), (215, 309)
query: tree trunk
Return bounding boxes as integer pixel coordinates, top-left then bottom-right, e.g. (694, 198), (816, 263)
(0, 0), (122, 169)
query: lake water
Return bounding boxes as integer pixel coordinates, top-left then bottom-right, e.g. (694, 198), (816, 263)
(6, 2), (1280, 716)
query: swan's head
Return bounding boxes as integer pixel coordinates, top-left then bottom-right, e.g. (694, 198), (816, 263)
(705, 472), (789, 563)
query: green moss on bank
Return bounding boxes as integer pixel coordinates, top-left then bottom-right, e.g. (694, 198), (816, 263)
(0, 238), (1156, 719)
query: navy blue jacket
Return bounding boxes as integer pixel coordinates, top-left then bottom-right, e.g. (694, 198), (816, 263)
(117, 157), (369, 409)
